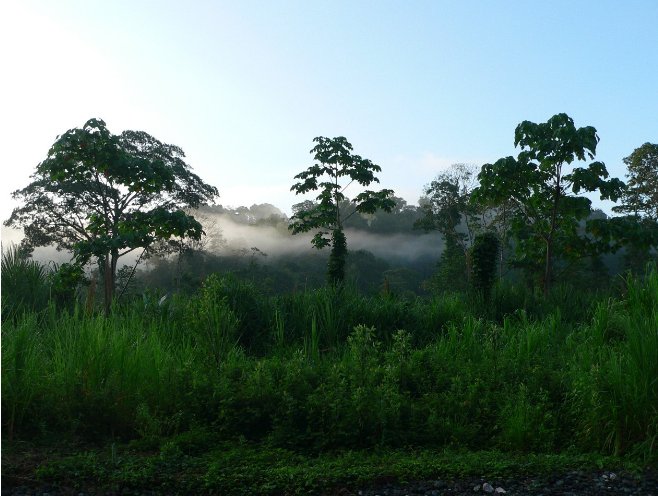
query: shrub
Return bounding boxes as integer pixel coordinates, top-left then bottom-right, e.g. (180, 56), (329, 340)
(1, 244), (51, 318)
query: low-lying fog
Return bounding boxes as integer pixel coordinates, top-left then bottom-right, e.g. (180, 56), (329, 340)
(1, 204), (444, 269)
(208, 216), (443, 262)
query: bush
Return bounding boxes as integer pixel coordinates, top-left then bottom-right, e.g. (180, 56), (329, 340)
(3, 266), (657, 461)
(1, 245), (51, 318)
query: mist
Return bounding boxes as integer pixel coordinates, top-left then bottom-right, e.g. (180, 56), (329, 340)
(195, 205), (444, 265)
(1, 226), (74, 265)
(1, 201), (445, 277)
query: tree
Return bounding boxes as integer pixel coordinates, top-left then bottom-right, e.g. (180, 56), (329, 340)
(587, 215), (658, 276)
(469, 231), (499, 300)
(5, 118), (219, 313)
(613, 143), (658, 220)
(289, 136), (395, 285)
(415, 164), (483, 287)
(583, 144), (658, 276)
(472, 113), (624, 294)
(359, 196), (423, 234)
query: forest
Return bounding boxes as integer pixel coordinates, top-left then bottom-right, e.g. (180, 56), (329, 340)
(2, 115), (657, 494)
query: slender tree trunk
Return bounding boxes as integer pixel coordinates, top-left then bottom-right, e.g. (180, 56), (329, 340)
(102, 250), (119, 315)
(464, 247), (473, 285)
(544, 238), (553, 296)
(544, 178), (561, 296)
(327, 228), (347, 286)
(328, 169), (346, 286)
(103, 254), (112, 315)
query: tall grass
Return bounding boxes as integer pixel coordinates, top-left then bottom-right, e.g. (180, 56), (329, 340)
(568, 266), (658, 459)
(1, 244), (52, 319)
(2, 265), (657, 461)
(1, 314), (44, 440)
(2, 307), (194, 439)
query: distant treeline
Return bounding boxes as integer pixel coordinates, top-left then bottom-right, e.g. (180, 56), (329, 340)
(129, 200), (650, 298)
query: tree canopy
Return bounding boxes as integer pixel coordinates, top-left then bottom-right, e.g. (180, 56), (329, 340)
(5, 118), (219, 312)
(415, 164), (481, 246)
(472, 113), (624, 294)
(414, 164), (483, 290)
(289, 136), (395, 285)
(613, 142), (658, 220)
(586, 142), (658, 273)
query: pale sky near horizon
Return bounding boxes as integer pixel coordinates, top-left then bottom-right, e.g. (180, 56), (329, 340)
(1, 0), (657, 225)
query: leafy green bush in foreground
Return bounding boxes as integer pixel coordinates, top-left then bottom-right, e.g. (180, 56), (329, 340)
(2, 266), (657, 462)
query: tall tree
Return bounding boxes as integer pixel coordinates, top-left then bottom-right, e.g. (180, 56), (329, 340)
(5, 118), (219, 313)
(592, 144), (658, 274)
(415, 164), (483, 286)
(469, 231), (500, 300)
(416, 164), (480, 242)
(612, 143), (658, 220)
(289, 136), (395, 285)
(587, 214), (658, 275)
(472, 113), (624, 294)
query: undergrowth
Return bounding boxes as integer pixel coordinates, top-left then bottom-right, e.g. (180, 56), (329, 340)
(2, 258), (657, 488)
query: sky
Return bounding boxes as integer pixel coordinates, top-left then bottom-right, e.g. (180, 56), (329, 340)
(1, 0), (657, 225)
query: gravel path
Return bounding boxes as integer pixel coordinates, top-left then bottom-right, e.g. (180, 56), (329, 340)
(355, 470), (658, 496)
(2, 470), (657, 495)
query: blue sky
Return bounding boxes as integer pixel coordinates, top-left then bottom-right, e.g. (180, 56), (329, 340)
(1, 0), (657, 221)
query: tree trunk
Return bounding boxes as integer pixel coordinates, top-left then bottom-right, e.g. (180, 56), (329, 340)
(464, 247), (473, 285)
(543, 238), (553, 296)
(327, 228), (347, 286)
(102, 251), (119, 315)
(544, 178), (561, 296)
(102, 255), (112, 315)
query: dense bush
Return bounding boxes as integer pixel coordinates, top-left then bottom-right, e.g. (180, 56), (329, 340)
(1, 245), (51, 319)
(2, 264), (657, 462)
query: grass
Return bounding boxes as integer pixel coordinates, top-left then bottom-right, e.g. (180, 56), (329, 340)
(3, 436), (640, 495)
(2, 251), (658, 491)
(1, 244), (52, 320)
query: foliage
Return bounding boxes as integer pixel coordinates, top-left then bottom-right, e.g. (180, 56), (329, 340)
(3, 267), (658, 465)
(353, 195), (424, 233)
(289, 136), (395, 284)
(590, 142), (658, 275)
(426, 237), (469, 293)
(190, 273), (270, 354)
(416, 164), (480, 244)
(4, 118), (218, 313)
(1, 244), (51, 318)
(473, 113), (625, 294)
(416, 164), (481, 283)
(470, 231), (500, 299)
(25, 443), (629, 496)
(613, 142), (658, 220)
(569, 266), (658, 456)
(49, 262), (87, 309)
(326, 227), (348, 286)
(139, 231), (435, 297)
(188, 276), (241, 365)
(587, 214), (658, 277)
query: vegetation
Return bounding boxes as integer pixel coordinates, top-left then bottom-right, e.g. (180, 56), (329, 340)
(600, 142), (658, 273)
(4, 118), (218, 313)
(6, 443), (635, 495)
(473, 113), (625, 294)
(289, 136), (396, 285)
(416, 164), (482, 284)
(470, 231), (500, 300)
(3, 255), (657, 490)
(3, 116), (658, 493)
(613, 142), (658, 220)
